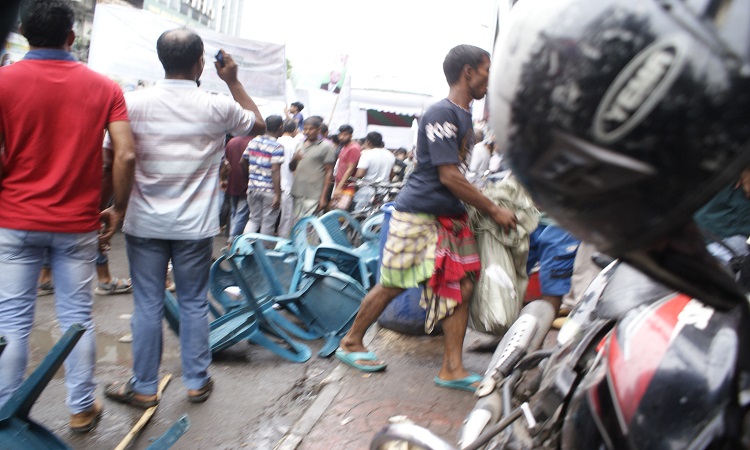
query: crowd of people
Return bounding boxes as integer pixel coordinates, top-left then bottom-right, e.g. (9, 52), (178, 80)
(220, 108), (418, 242)
(1, 0), (748, 441)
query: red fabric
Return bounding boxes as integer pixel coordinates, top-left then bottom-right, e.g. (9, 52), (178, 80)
(0, 60), (129, 232)
(225, 135), (253, 196)
(334, 141), (361, 185)
(427, 214), (481, 304)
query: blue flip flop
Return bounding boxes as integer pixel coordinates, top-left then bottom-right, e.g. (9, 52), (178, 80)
(434, 373), (482, 392)
(335, 349), (387, 373)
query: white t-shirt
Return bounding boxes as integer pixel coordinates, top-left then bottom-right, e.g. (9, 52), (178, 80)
(277, 134), (301, 195)
(468, 141), (491, 174)
(357, 147), (396, 184)
(108, 80), (255, 239)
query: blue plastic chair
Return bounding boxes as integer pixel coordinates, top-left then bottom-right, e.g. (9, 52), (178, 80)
(245, 238), (366, 357)
(225, 238), (321, 341)
(317, 210), (383, 286)
(146, 414), (190, 450)
(289, 215), (374, 290)
(164, 285), (313, 362)
(217, 236), (367, 357)
(0, 325), (84, 450)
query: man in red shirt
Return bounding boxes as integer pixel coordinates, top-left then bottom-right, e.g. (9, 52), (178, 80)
(331, 124), (361, 210)
(0, 0), (135, 433)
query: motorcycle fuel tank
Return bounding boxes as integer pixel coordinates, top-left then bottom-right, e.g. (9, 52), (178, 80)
(562, 293), (743, 449)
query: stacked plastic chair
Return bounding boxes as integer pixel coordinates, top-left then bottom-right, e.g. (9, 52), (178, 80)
(165, 214), (372, 361)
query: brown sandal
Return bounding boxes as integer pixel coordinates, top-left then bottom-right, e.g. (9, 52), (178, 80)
(104, 380), (158, 408)
(187, 378), (213, 403)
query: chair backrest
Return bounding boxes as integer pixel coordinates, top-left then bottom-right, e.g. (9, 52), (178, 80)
(229, 237), (287, 300)
(318, 210), (362, 248)
(208, 256), (247, 316)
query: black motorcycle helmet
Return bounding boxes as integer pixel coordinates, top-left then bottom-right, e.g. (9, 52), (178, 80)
(491, 0), (750, 308)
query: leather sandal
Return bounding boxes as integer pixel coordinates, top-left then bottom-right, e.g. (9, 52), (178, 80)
(187, 378), (213, 403)
(104, 380), (158, 408)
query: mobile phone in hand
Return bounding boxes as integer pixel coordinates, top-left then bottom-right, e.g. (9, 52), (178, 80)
(215, 50), (225, 67)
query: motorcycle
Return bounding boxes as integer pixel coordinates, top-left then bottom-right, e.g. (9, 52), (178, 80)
(370, 253), (750, 449)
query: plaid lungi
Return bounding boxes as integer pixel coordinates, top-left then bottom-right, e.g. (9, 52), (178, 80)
(380, 210), (481, 332)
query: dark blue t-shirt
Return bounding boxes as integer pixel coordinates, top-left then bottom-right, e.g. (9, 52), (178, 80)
(394, 99), (475, 216)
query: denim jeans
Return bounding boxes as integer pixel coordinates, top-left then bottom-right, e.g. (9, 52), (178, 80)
(228, 194), (249, 242)
(125, 234), (212, 394)
(0, 228), (97, 414)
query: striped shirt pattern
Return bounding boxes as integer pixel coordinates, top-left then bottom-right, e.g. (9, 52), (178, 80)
(243, 135), (285, 192)
(108, 80), (255, 240)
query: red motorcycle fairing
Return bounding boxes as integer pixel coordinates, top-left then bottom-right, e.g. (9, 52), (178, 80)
(563, 293), (742, 449)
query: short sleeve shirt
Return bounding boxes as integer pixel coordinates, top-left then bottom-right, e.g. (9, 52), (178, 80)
(243, 135), (285, 193)
(225, 135), (253, 196)
(358, 148), (396, 184)
(111, 80), (256, 240)
(291, 139), (336, 199)
(394, 99), (475, 215)
(334, 142), (362, 185)
(0, 55), (128, 232)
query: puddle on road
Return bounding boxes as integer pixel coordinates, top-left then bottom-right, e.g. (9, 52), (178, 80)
(28, 328), (133, 378)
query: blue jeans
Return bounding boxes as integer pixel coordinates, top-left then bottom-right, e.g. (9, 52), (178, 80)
(228, 194), (249, 241)
(0, 228), (97, 414)
(125, 235), (212, 394)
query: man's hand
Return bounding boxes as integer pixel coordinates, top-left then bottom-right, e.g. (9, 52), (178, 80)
(272, 193), (281, 210)
(215, 50), (239, 83)
(316, 197), (328, 213)
(490, 205), (517, 233)
(100, 206), (125, 249)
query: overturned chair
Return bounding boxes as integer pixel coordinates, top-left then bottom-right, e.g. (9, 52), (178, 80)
(165, 231), (367, 362)
(0, 326), (86, 450)
(0, 328), (189, 450)
(317, 210), (384, 287)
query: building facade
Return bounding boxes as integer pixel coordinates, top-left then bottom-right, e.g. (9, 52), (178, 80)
(142, 0), (244, 36)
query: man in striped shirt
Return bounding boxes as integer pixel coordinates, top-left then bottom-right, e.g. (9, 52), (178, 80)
(103, 28), (265, 408)
(241, 115), (285, 236)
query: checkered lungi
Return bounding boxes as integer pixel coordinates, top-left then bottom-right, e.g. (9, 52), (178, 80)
(380, 210), (481, 332)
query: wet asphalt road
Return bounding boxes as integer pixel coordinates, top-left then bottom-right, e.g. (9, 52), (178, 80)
(25, 231), (338, 450)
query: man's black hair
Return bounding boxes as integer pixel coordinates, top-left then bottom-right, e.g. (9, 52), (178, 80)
(443, 44), (490, 86)
(291, 101), (305, 111)
(282, 119), (297, 133)
(338, 124), (354, 134)
(156, 28), (204, 76)
(303, 116), (323, 128)
(265, 115), (283, 133)
(365, 131), (384, 148)
(20, 0), (74, 48)
(320, 124), (329, 135)
(395, 147), (407, 155)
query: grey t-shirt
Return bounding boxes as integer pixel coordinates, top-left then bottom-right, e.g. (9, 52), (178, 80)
(290, 139), (336, 199)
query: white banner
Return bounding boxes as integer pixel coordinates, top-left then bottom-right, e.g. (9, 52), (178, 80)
(88, 4), (286, 100)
